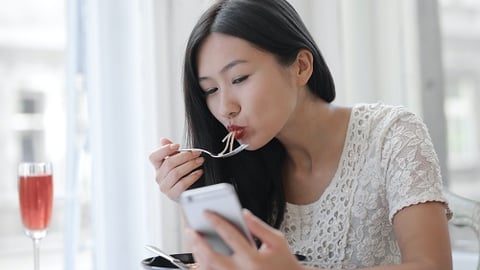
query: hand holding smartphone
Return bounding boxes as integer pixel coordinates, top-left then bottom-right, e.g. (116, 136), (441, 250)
(179, 183), (255, 255)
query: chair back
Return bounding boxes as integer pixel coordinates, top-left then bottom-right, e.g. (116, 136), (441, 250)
(445, 190), (480, 270)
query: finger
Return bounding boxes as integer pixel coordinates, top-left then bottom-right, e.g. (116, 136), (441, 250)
(204, 211), (254, 256)
(187, 228), (231, 270)
(157, 152), (204, 186)
(243, 209), (283, 249)
(149, 142), (180, 169)
(156, 153), (204, 201)
(163, 169), (203, 200)
(160, 137), (173, 145)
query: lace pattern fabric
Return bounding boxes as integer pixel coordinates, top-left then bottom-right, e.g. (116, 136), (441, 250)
(279, 103), (449, 268)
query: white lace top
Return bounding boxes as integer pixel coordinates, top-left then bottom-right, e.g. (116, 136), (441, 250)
(279, 103), (450, 269)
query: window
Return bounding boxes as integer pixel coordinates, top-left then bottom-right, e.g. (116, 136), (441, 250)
(0, 0), (92, 269)
(440, 0), (480, 200)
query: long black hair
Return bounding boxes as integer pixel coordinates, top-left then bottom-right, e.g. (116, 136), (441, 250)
(183, 0), (335, 228)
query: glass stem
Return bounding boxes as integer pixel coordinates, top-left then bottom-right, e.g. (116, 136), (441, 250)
(33, 238), (41, 270)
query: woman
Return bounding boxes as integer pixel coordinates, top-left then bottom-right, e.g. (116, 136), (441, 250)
(149, 0), (452, 269)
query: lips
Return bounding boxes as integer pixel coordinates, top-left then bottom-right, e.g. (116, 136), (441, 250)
(228, 125), (245, 139)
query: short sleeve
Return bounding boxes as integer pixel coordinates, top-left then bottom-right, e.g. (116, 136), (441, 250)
(381, 111), (450, 223)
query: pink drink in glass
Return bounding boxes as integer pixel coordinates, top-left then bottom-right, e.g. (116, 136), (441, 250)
(19, 174), (53, 231)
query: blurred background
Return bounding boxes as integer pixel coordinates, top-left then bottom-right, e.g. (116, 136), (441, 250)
(0, 0), (479, 269)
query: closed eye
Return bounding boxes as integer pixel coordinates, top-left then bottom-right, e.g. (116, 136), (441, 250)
(204, 87), (218, 96)
(232, 75), (249, 84)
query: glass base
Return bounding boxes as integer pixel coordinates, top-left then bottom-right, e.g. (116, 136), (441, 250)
(25, 229), (47, 240)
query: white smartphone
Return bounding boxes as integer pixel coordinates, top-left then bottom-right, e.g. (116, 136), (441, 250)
(179, 183), (255, 255)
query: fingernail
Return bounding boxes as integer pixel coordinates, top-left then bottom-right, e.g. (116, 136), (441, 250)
(196, 157), (204, 164)
(243, 209), (253, 217)
(190, 169), (202, 176)
(204, 211), (217, 222)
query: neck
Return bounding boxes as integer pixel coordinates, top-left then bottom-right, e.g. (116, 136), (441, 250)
(277, 97), (349, 173)
(277, 93), (351, 204)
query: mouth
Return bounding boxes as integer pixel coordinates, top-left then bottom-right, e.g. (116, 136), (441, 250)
(228, 125), (246, 140)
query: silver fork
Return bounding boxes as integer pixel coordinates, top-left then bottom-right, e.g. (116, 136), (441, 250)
(145, 245), (190, 270)
(178, 144), (248, 158)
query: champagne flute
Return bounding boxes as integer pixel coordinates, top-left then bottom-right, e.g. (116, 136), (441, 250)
(18, 162), (54, 270)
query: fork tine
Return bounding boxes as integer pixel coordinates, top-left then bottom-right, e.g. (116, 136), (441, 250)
(218, 144), (248, 158)
(178, 144), (248, 158)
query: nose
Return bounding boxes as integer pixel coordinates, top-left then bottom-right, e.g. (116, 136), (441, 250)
(219, 89), (240, 119)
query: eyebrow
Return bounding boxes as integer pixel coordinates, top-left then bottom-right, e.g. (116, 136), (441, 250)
(198, 59), (248, 82)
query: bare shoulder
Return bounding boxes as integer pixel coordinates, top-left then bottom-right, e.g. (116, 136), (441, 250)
(331, 105), (352, 124)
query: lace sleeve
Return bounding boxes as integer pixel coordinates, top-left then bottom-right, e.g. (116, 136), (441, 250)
(381, 111), (449, 223)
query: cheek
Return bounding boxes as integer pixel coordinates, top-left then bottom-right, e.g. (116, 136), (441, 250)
(205, 97), (221, 120)
(256, 95), (294, 127)
(245, 87), (296, 139)
(250, 81), (296, 117)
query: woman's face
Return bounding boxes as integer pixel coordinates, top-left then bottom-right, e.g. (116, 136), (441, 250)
(197, 33), (299, 150)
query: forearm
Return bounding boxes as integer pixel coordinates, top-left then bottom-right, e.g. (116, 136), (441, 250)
(302, 261), (448, 270)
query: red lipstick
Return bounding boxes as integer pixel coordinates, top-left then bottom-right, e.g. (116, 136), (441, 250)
(228, 125), (245, 139)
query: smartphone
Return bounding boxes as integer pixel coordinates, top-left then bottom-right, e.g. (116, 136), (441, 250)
(179, 183), (255, 255)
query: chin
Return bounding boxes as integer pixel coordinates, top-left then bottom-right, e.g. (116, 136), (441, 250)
(242, 141), (265, 151)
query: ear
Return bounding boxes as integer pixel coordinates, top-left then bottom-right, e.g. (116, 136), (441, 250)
(294, 49), (314, 86)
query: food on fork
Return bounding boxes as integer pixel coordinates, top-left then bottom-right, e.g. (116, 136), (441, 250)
(218, 130), (237, 155)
